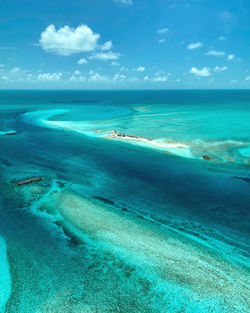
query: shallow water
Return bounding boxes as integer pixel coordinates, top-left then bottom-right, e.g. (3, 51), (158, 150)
(0, 90), (249, 313)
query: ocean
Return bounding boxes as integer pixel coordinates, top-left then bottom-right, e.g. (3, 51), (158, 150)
(0, 90), (249, 313)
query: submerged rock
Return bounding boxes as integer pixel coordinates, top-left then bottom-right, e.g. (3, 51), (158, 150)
(0, 130), (17, 136)
(202, 155), (211, 160)
(15, 177), (43, 186)
(6, 131), (17, 136)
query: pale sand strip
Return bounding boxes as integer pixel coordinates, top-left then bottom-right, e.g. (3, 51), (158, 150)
(44, 119), (194, 158)
(45, 191), (250, 313)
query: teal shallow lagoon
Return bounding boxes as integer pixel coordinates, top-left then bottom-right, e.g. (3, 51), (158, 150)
(0, 90), (249, 312)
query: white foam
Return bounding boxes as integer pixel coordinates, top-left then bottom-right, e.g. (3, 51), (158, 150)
(0, 236), (11, 312)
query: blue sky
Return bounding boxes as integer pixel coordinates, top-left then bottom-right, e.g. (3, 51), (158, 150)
(0, 0), (250, 89)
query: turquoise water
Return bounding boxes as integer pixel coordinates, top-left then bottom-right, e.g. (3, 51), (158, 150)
(0, 90), (249, 312)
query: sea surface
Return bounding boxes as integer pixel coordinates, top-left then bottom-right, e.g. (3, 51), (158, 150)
(0, 90), (249, 313)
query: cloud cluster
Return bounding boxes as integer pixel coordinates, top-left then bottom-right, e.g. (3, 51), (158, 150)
(37, 72), (62, 81)
(189, 67), (211, 77)
(133, 66), (145, 72)
(151, 71), (170, 82)
(39, 24), (100, 56)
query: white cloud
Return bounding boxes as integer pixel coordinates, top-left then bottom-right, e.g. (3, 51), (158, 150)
(245, 76), (250, 81)
(187, 42), (203, 50)
(89, 51), (121, 61)
(70, 74), (86, 82)
(77, 58), (88, 64)
(158, 39), (165, 44)
(114, 0), (133, 5)
(153, 75), (168, 82)
(37, 72), (62, 81)
(218, 36), (226, 41)
(144, 76), (149, 81)
(206, 49), (225, 56)
(0, 64), (4, 68)
(113, 73), (127, 82)
(189, 67), (211, 77)
(100, 40), (113, 51)
(214, 66), (227, 72)
(1, 75), (9, 80)
(133, 66), (145, 72)
(157, 28), (168, 34)
(11, 67), (20, 73)
(111, 61), (120, 66)
(74, 70), (81, 75)
(89, 71), (108, 82)
(39, 24), (100, 56)
(227, 54), (235, 61)
(152, 72), (170, 82)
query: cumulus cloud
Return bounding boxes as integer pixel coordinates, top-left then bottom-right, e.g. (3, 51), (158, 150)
(77, 58), (88, 64)
(218, 36), (226, 41)
(0, 64), (4, 68)
(227, 54), (235, 60)
(189, 67), (211, 77)
(245, 76), (250, 81)
(89, 51), (121, 61)
(214, 66), (227, 72)
(158, 39), (165, 44)
(157, 28), (168, 34)
(114, 0), (133, 5)
(187, 42), (203, 50)
(37, 72), (62, 81)
(133, 66), (145, 72)
(39, 24), (100, 56)
(206, 49), (225, 56)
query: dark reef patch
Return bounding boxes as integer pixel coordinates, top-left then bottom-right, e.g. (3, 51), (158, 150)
(92, 196), (116, 206)
(232, 176), (250, 184)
